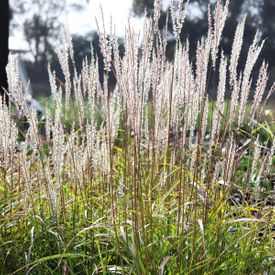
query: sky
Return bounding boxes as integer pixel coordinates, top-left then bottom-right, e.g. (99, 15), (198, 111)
(9, 0), (195, 51)
(9, 0), (146, 50)
(65, 0), (145, 36)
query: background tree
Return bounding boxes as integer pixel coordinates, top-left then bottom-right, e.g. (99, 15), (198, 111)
(132, 0), (275, 97)
(132, 0), (207, 17)
(11, 0), (65, 67)
(132, 0), (249, 57)
(258, 0), (275, 84)
(9, 0), (89, 96)
(0, 0), (10, 104)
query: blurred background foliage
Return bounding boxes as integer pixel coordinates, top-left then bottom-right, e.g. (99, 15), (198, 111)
(7, 0), (275, 98)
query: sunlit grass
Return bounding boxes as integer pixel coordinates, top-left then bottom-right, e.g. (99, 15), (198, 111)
(0, 0), (274, 273)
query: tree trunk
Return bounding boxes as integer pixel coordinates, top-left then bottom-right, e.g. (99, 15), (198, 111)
(0, 0), (10, 104)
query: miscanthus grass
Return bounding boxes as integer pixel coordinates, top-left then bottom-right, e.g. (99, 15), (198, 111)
(0, 0), (274, 273)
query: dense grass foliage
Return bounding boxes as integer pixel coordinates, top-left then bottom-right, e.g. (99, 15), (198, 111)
(0, 0), (274, 273)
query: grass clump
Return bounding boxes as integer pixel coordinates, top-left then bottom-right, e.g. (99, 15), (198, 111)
(0, 0), (274, 273)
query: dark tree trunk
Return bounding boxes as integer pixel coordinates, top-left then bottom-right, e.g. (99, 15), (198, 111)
(0, 0), (10, 104)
